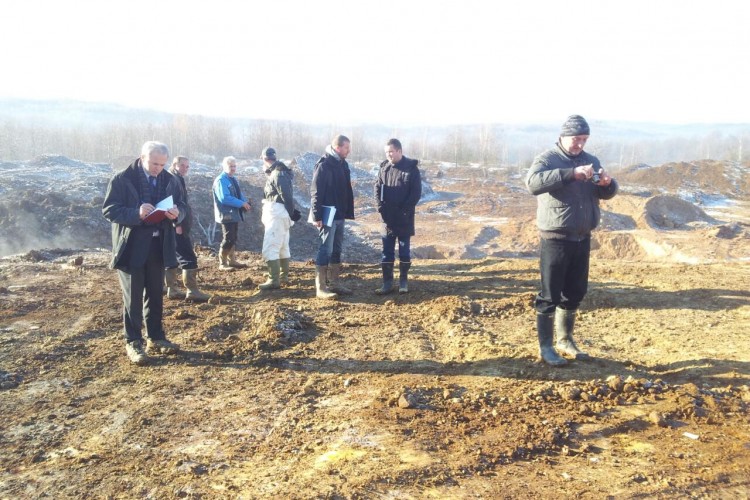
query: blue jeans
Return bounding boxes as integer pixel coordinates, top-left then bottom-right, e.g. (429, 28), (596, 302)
(316, 219), (345, 266)
(381, 234), (411, 264)
(534, 237), (590, 314)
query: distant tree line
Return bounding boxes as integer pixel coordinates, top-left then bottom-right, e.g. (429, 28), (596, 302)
(1, 115), (748, 168)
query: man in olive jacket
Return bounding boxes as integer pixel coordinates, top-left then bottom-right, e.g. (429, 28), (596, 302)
(526, 115), (618, 366)
(103, 141), (186, 365)
(374, 138), (422, 294)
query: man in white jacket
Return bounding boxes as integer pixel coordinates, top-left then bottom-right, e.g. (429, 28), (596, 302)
(258, 147), (299, 290)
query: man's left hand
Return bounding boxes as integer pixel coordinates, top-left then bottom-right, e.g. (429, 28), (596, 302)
(165, 207), (180, 220)
(595, 171), (612, 186)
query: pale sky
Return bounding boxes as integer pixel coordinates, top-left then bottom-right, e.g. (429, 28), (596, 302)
(2, 0), (748, 126)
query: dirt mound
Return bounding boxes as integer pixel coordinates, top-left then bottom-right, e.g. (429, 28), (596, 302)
(592, 233), (648, 260)
(643, 195), (716, 229)
(618, 160), (749, 198)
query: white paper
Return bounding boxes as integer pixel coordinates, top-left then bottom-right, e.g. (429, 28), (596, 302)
(154, 195), (173, 210)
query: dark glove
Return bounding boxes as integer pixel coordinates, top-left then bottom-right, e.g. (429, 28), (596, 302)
(291, 209), (301, 222)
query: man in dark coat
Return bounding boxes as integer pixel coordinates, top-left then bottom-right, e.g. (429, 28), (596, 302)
(310, 134), (355, 299)
(374, 138), (422, 294)
(102, 141), (186, 365)
(165, 156), (210, 302)
(526, 115), (618, 366)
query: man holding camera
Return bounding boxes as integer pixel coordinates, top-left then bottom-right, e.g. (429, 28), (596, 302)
(258, 147), (300, 290)
(526, 115), (618, 366)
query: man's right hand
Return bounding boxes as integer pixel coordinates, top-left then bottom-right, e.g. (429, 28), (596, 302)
(139, 203), (155, 219)
(241, 202), (251, 211)
(315, 220), (323, 229)
(573, 164), (594, 181)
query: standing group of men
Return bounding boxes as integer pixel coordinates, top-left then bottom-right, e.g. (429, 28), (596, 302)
(103, 135), (423, 365)
(104, 115), (617, 368)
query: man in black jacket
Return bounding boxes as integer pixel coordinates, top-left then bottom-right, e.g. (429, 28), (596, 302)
(310, 135), (355, 299)
(374, 138), (422, 294)
(165, 156), (210, 302)
(102, 141), (186, 365)
(526, 115), (618, 366)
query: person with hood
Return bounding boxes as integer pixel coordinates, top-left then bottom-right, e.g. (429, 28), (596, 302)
(258, 147), (300, 290)
(374, 138), (422, 294)
(164, 156), (210, 302)
(102, 141), (186, 365)
(310, 134), (355, 299)
(212, 156), (251, 271)
(525, 115), (619, 366)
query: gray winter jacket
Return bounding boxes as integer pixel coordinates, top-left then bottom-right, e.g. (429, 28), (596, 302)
(526, 143), (618, 240)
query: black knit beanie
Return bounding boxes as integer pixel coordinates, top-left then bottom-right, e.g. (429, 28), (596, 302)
(560, 115), (590, 137)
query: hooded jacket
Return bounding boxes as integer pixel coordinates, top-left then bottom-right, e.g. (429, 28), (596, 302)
(102, 159), (186, 271)
(375, 156), (422, 238)
(526, 142), (618, 240)
(310, 145), (355, 222)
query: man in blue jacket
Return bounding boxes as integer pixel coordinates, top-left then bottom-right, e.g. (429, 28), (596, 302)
(374, 138), (422, 294)
(102, 141), (185, 365)
(310, 135), (355, 299)
(212, 156), (251, 271)
(526, 115), (618, 366)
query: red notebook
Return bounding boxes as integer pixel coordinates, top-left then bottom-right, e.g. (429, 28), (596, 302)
(143, 196), (173, 225)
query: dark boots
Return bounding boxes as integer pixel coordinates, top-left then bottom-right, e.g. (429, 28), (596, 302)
(398, 261), (411, 294)
(555, 308), (590, 360)
(537, 312), (567, 366)
(375, 262), (394, 295)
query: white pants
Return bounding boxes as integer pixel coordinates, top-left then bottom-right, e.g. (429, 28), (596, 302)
(261, 200), (291, 261)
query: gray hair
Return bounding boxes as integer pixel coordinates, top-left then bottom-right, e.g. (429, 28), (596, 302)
(222, 156), (237, 169)
(141, 141), (170, 158)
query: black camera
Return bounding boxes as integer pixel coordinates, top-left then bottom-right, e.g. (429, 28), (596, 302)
(591, 168), (601, 184)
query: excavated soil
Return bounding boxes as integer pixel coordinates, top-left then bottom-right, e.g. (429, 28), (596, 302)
(0, 157), (749, 498)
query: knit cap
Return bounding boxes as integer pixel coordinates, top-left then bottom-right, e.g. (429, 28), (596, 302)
(560, 115), (590, 137)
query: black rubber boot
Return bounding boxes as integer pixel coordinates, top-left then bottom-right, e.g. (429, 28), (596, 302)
(555, 308), (590, 360)
(398, 261), (411, 294)
(375, 262), (395, 295)
(537, 312), (567, 366)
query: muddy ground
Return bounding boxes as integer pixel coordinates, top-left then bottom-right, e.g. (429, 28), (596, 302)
(1, 249), (749, 498)
(1, 158), (749, 498)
